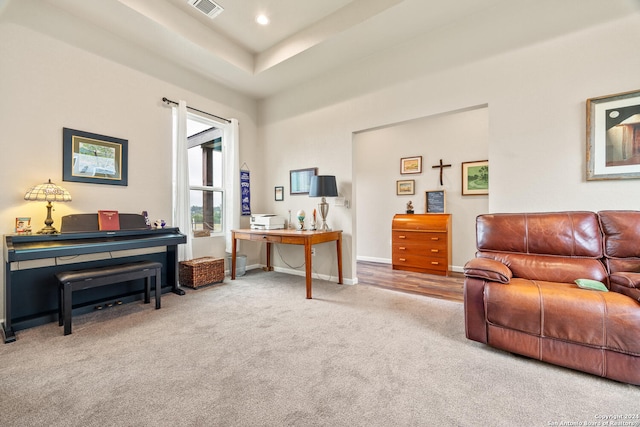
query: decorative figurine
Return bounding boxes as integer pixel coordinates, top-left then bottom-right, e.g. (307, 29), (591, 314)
(406, 201), (414, 214)
(297, 209), (306, 230)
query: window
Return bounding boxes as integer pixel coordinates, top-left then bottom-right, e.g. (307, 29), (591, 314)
(187, 114), (224, 237)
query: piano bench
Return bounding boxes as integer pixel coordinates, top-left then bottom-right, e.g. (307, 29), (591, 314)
(55, 261), (163, 336)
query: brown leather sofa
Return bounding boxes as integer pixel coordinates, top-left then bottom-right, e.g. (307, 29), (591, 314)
(463, 211), (640, 385)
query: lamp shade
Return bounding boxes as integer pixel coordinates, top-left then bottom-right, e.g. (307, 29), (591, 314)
(309, 175), (338, 198)
(24, 179), (72, 202)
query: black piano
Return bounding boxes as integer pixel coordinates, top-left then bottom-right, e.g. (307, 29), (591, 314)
(2, 213), (186, 343)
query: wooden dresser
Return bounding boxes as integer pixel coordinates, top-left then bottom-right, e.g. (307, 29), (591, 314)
(391, 214), (452, 276)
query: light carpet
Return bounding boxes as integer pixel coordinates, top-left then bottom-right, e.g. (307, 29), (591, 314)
(0, 270), (638, 427)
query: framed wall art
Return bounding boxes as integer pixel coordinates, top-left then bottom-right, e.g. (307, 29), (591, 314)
(63, 128), (128, 186)
(462, 160), (488, 195)
(289, 167), (317, 195)
(400, 156), (422, 174)
(396, 179), (415, 195)
(275, 186), (284, 201)
(425, 190), (446, 213)
(586, 89), (640, 180)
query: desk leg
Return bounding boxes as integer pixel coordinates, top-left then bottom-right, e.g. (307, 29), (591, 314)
(305, 240), (313, 299)
(336, 235), (343, 285)
(266, 242), (273, 271)
(231, 234), (237, 280)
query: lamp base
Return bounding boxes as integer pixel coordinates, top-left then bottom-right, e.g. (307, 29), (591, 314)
(318, 198), (331, 231)
(37, 226), (59, 234)
(38, 201), (59, 234)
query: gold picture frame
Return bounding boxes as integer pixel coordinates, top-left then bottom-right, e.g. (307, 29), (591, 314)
(396, 180), (415, 195)
(461, 160), (488, 196)
(400, 156), (422, 174)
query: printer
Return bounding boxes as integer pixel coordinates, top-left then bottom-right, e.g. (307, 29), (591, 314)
(250, 214), (285, 230)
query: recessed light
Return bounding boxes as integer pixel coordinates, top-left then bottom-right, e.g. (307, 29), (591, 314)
(256, 14), (269, 25)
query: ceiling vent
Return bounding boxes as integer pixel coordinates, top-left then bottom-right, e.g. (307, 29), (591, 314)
(188, 0), (224, 19)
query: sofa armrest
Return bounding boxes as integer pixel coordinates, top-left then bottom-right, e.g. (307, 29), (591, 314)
(463, 258), (512, 284)
(610, 272), (640, 289)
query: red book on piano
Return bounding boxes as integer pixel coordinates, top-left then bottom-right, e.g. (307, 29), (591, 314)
(98, 210), (120, 231)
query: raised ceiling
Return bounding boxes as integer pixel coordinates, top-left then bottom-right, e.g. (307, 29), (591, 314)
(1, 0), (639, 99)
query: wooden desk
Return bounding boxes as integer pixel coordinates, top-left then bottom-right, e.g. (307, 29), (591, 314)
(231, 229), (343, 299)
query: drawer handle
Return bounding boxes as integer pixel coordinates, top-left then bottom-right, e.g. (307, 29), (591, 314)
(431, 237), (439, 241)
(431, 261), (439, 265)
(398, 235), (406, 239)
(399, 247), (406, 250)
(399, 258), (406, 262)
(431, 249), (439, 253)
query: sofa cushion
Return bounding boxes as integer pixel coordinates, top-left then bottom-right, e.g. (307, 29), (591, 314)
(599, 210), (640, 258)
(477, 212), (603, 258)
(599, 211), (640, 274)
(485, 279), (640, 355)
(477, 252), (608, 284)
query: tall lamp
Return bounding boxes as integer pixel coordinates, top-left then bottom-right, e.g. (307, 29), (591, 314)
(24, 179), (72, 234)
(309, 175), (338, 231)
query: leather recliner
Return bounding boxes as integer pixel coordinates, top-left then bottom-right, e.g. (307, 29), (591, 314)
(463, 211), (640, 385)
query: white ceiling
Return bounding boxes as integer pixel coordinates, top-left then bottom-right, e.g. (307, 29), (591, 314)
(2, 0), (639, 99)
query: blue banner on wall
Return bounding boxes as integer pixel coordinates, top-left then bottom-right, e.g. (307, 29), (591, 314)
(240, 169), (251, 216)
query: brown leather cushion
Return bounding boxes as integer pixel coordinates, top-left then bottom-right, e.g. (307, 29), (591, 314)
(477, 212), (603, 258)
(477, 252), (608, 284)
(599, 210), (640, 258)
(485, 279), (640, 355)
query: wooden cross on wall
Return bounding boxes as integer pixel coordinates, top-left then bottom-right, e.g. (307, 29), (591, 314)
(432, 159), (452, 186)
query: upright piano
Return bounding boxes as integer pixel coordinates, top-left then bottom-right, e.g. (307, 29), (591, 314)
(2, 214), (186, 343)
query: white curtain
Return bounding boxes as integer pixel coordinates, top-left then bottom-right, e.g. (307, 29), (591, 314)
(224, 118), (240, 253)
(172, 100), (193, 262)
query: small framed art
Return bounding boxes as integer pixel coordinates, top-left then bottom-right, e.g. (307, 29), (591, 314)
(586, 89), (640, 180)
(462, 160), (489, 195)
(400, 156), (422, 174)
(396, 180), (415, 195)
(275, 186), (284, 201)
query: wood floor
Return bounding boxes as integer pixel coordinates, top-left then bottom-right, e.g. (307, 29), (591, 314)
(356, 261), (464, 303)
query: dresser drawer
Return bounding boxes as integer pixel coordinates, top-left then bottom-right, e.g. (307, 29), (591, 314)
(392, 231), (447, 248)
(392, 243), (448, 259)
(392, 253), (448, 272)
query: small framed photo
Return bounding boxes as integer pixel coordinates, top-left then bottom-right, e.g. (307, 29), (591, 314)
(275, 186), (284, 201)
(290, 167), (317, 195)
(400, 156), (422, 174)
(462, 160), (489, 195)
(396, 179), (415, 195)
(586, 89), (640, 180)
(63, 128), (128, 186)
(425, 190), (446, 213)
(15, 217), (32, 234)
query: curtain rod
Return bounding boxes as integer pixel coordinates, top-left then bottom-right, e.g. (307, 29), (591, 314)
(162, 97), (231, 123)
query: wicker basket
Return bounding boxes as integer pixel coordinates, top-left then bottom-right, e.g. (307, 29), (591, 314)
(179, 257), (224, 289)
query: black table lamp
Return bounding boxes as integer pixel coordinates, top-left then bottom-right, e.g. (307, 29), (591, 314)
(24, 179), (72, 234)
(309, 175), (338, 231)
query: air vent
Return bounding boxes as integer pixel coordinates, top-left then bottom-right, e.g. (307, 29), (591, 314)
(188, 0), (224, 19)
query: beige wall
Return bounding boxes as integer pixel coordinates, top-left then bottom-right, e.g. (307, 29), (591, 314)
(354, 107), (489, 271)
(258, 13), (640, 281)
(0, 22), (260, 320)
